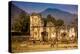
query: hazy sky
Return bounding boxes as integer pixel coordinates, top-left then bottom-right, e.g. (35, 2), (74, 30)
(12, 1), (78, 14)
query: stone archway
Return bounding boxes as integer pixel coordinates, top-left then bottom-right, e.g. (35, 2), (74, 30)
(41, 31), (48, 42)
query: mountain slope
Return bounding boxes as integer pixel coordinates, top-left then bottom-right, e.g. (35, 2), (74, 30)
(40, 8), (77, 25)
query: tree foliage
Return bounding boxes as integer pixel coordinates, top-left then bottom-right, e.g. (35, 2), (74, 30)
(55, 19), (64, 27)
(46, 14), (64, 27)
(12, 11), (30, 32)
(47, 14), (56, 24)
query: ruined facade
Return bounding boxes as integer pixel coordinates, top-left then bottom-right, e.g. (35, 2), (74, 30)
(30, 13), (56, 40)
(30, 13), (76, 41)
(30, 13), (44, 40)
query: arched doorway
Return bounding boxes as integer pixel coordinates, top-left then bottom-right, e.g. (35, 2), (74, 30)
(41, 31), (48, 42)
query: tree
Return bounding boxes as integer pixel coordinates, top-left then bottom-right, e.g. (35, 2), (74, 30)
(47, 14), (56, 24)
(47, 14), (64, 27)
(12, 11), (30, 32)
(21, 12), (30, 32)
(54, 19), (64, 47)
(55, 19), (64, 27)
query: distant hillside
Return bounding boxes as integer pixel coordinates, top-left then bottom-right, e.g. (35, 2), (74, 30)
(10, 3), (77, 25)
(40, 8), (77, 25)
